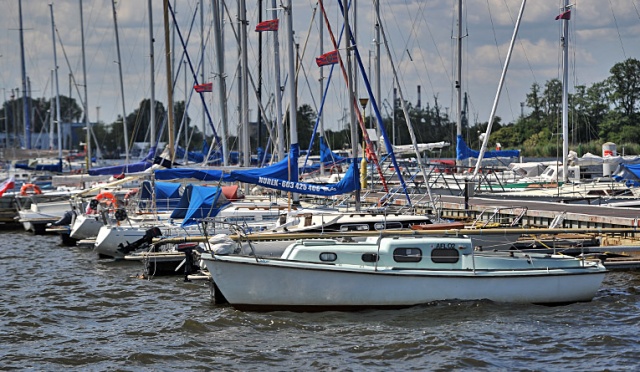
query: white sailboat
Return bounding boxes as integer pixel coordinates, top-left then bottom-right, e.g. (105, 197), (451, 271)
(202, 234), (606, 311)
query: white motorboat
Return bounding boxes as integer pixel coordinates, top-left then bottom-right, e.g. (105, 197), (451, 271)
(202, 235), (607, 311)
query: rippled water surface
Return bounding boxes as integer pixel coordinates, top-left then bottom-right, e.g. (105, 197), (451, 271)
(1, 229), (640, 371)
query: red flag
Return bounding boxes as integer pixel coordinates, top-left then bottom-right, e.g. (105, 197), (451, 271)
(315, 50), (339, 67)
(255, 19), (279, 32)
(0, 176), (15, 197)
(194, 83), (213, 93)
(555, 9), (571, 20)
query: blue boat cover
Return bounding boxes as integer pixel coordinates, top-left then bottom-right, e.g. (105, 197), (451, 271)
(320, 138), (348, 164)
(154, 168), (233, 182)
(138, 181), (182, 212)
(456, 135), (520, 160)
(156, 144), (359, 197)
(170, 184), (229, 226)
(88, 147), (157, 176)
(15, 159), (63, 173)
(613, 164), (640, 187)
(230, 144), (299, 185)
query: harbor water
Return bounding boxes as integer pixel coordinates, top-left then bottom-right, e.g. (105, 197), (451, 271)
(1, 228), (639, 371)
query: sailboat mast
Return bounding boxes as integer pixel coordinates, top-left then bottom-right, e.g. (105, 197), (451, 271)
(200, 0), (206, 138)
(561, 0), (570, 183)
(163, 0), (175, 162)
(49, 4), (62, 159)
(343, 0), (359, 210)
(212, 0), (228, 166)
(112, 0), (130, 165)
(374, 0), (381, 149)
(271, 0), (285, 161)
(240, 0), (250, 169)
(319, 8), (325, 176)
(286, 0), (299, 203)
(455, 0), (463, 171)
(18, 0), (31, 149)
(148, 0), (156, 150)
(79, 0), (91, 170)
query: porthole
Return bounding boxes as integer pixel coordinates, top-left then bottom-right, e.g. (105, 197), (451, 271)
(319, 252), (337, 262)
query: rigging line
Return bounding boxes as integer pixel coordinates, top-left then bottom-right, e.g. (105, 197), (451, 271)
(409, 2), (438, 97)
(608, 0), (627, 59)
(376, 1), (408, 102)
(319, 0), (391, 194)
(633, 0), (640, 21)
(396, 0), (427, 95)
(485, 0), (516, 121)
(500, 0), (537, 84)
(493, 0), (516, 121)
(220, 1), (276, 148)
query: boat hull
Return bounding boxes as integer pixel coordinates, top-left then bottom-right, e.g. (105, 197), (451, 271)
(203, 255), (606, 311)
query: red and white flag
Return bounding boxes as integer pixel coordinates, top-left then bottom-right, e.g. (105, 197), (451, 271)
(315, 50), (339, 67)
(555, 9), (571, 20)
(194, 83), (213, 93)
(255, 19), (279, 32)
(0, 176), (15, 197)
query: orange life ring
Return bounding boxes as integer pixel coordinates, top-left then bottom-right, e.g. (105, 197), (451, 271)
(20, 183), (42, 196)
(96, 191), (118, 209)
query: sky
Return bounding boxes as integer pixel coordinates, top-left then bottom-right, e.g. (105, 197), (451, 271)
(0, 0), (638, 150)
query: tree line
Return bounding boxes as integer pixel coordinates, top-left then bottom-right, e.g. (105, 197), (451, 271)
(1, 58), (638, 159)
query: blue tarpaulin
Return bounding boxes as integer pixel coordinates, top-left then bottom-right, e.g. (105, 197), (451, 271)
(139, 181), (182, 212)
(155, 143), (359, 197)
(88, 147), (157, 176)
(170, 184), (229, 226)
(154, 168), (233, 182)
(456, 135), (520, 161)
(613, 164), (640, 187)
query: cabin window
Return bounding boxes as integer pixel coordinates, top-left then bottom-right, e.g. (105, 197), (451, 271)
(393, 247), (422, 262)
(319, 252), (337, 262)
(374, 221), (403, 230)
(431, 248), (460, 264)
(340, 224), (369, 232)
(361, 253), (379, 262)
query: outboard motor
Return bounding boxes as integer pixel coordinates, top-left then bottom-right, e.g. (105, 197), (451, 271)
(116, 227), (162, 255)
(51, 210), (76, 227)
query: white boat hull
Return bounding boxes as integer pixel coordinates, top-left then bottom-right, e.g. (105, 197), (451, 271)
(203, 254), (605, 311)
(70, 214), (104, 240)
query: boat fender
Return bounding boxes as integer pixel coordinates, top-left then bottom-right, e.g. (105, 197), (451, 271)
(208, 234), (237, 255)
(20, 183), (43, 196)
(114, 208), (128, 222)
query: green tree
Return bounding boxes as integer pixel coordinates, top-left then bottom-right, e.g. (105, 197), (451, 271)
(608, 58), (640, 117)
